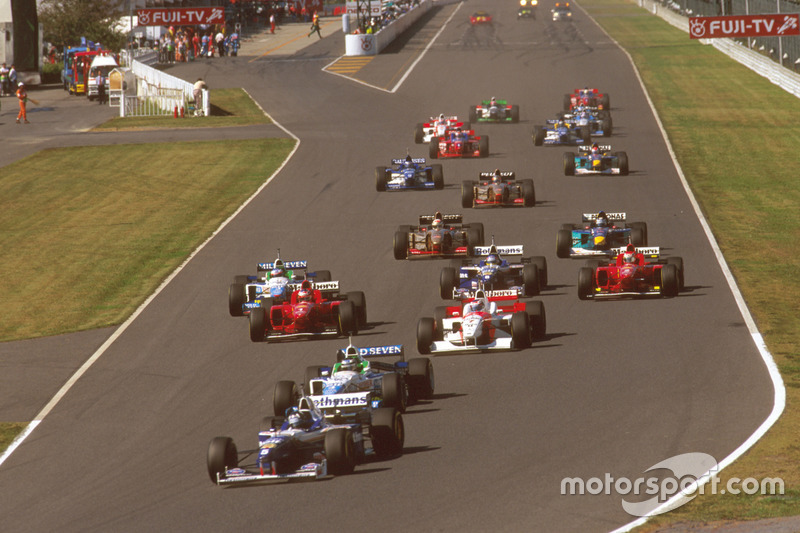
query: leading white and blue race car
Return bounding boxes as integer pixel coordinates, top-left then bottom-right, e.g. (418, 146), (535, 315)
(376, 155), (444, 191)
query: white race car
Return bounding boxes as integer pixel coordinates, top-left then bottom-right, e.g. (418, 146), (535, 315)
(414, 115), (471, 144)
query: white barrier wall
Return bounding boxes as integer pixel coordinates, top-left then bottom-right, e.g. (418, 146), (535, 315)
(344, 0), (433, 56)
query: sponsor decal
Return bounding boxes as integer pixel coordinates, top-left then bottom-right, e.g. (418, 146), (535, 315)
(457, 289), (519, 299)
(358, 345), (403, 356)
(287, 281), (339, 291)
(300, 463), (319, 472)
(610, 246), (660, 256)
(582, 212), (625, 221)
(228, 468), (248, 475)
(311, 393), (369, 409)
(392, 158), (427, 164)
(260, 260), (307, 270)
(689, 14), (799, 38)
(138, 7), (224, 26)
(473, 245), (524, 255)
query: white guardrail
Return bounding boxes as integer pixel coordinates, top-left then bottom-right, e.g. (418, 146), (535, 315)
(638, 0), (800, 98)
(344, 0), (433, 56)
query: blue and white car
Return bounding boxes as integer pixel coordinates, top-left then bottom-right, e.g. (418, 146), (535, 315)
(439, 242), (548, 299)
(556, 212), (648, 258)
(376, 156), (444, 191)
(532, 119), (592, 146)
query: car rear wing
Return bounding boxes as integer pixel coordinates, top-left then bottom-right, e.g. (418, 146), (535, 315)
(480, 99), (508, 105)
(287, 281), (340, 291)
(578, 145), (612, 153)
(419, 213), (462, 225)
(473, 245), (523, 256)
(582, 212), (626, 222)
(258, 260), (308, 272)
(479, 171), (516, 181)
(309, 392), (370, 411)
(454, 288), (521, 299)
(610, 246), (660, 258)
(392, 158), (427, 165)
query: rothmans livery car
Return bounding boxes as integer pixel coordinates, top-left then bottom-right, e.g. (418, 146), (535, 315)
(560, 107), (612, 137)
(430, 128), (489, 159)
(376, 155), (444, 191)
(461, 170), (535, 208)
(440, 242), (547, 299)
(469, 98), (520, 123)
(393, 212), (484, 260)
(578, 245), (685, 300)
(563, 145), (629, 176)
(532, 119), (591, 146)
(273, 343), (434, 423)
(557, 211), (648, 258)
(206, 394), (403, 483)
(416, 290), (546, 354)
(229, 255), (332, 317)
(414, 115), (471, 144)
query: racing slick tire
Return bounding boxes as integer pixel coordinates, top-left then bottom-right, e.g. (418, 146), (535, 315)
(660, 264), (680, 298)
(371, 408), (404, 457)
(561, 223), (576, 231)
(414, 123), (425, 144)
(630, 227), (646, 247)
(394, 231), (409, 260)
(522, 264), (540, 296)
(429, 138), (440, 159)
(600, 93), (610, 109)
(584, 259), (602, 271)
(273, 380), (298, 417)
(375, 166), (389, 192)
(416, 317), (435, 355)
(325, 428), (356, 475)
(533, 126), (545, 146)
(207, 436), (238, 483)
(616, 151), (629, 175)
(666, 257), (685, 290)
(602, 117), (613, 137)
(434, 306), (447, 339)
(439, 267), (457, 300)
(466, 229), (481, 255)
(461, 181), (475, 208)
(407, 358), (435, 402)
(578, 267), (594, 300)
(511, 311), (531, 349)
(563, 93), (572, 111)
(468, 222), (485, 244)
(381, 372), (407, 413)
(556, 229), (573, 258)
(313, 270), (332, 282)
(233, 275), (250, 284)
(432, 164), (444, 189)
(627, 222), (648, 246)
(531, 256), (548, 288)
(511, 105), (520, 123)
(397, 224), (413, 235)
(522, 179), (536, 207)
(469, 107), (478, 123)
(228, 283), (246, 317)
(478, 136), (490, 157)
(563, 153), (576, 175)
(347, 291), (367, 328)
(249, 307), (267, 342)
(580, 127), (592, 143)
(337, 301), (358, 336)
(305, 365), (325, 394)
(526, 300), (547, 340)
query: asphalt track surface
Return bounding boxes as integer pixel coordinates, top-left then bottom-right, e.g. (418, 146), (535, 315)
(0, 2), (778, 532)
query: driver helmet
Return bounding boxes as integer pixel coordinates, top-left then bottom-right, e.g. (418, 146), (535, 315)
(431, 218), (442, 230)
(297, 288), (313, 302)
(287, 406), (311, 428)
(623, 244), (636, 264)
(486, 254), (500, 266)
(591, 143), (600, 155)
(438, 113), (445, 122)
(404, 155), (414, 168)
(492, 169), (501, 183)
(340, 357), (359, 372)
(490, 96), (497, 105)
(271, 267), (285, 278)
(466, 299), (485, 313)
(595, 216), (607, 227)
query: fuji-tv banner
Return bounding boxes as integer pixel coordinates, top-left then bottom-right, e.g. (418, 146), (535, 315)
(689, 13), (800, 38)
(137, 7), (225, 26)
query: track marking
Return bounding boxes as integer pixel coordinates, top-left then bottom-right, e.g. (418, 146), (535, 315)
(325, 56), (375, 74)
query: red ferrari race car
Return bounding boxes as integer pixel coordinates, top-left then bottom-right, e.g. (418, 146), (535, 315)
(429, 128), (489, 159)
(470, 11), (492, 25)
(564, 87), (610, 112)
(248, 280), (366, 342)
(578, 244), (684, 300)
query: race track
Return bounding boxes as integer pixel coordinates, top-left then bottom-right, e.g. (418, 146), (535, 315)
(0, 1), (777, 532)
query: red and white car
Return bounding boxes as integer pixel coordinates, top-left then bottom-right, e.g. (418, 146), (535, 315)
(429, 129), (489, 159)
(414, 115), (470, 144)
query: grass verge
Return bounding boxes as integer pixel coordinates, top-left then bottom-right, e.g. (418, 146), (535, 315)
(578, 0), (800, 527)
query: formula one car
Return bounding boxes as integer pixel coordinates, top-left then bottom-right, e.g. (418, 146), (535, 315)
(518, 0), (537, 18)
(461, 170), (535, 208)
(557, 212), (647, 258)
(394, 212), (484, 260)
(470, 11), (492, 24)
(207, 395), (404, 484)
(469, 99), (520, 123)
(376, 155), (444, 191)
(273, 343), (434, 422)
(416, 290), (546, 354)
(228, 254), (331, 317)
(414, 115), (470, 144)
(440, 241), (547, 299)
(430, 128), (489, 158)
(532, 120), (591, 146)
(248, 280), (366, 342)
(564, 87), (610, 112)
(552, 2), (573, 20)
(578, 245), (684, 300)
(563, 144), (629, 176)
(561, 107), (612, 136)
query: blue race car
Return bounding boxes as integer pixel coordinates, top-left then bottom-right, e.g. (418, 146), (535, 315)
(228, 252), (331, 316)
(439, 241), (548, 299)
(532, 119), (592, 146)
(556, 211), (647, 258)
(560, 106), (613, 137)
(376, 155), (444, 191)
(563, 145), (629, 176)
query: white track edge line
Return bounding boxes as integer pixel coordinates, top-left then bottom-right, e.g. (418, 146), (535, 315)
(0, 92), (301, 469)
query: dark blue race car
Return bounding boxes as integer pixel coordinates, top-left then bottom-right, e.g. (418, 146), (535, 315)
(376, 155), (444, 191)
(532, 119), (592, 146)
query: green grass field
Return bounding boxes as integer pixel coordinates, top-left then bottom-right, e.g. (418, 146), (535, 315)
(579, 0), (800, 527)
